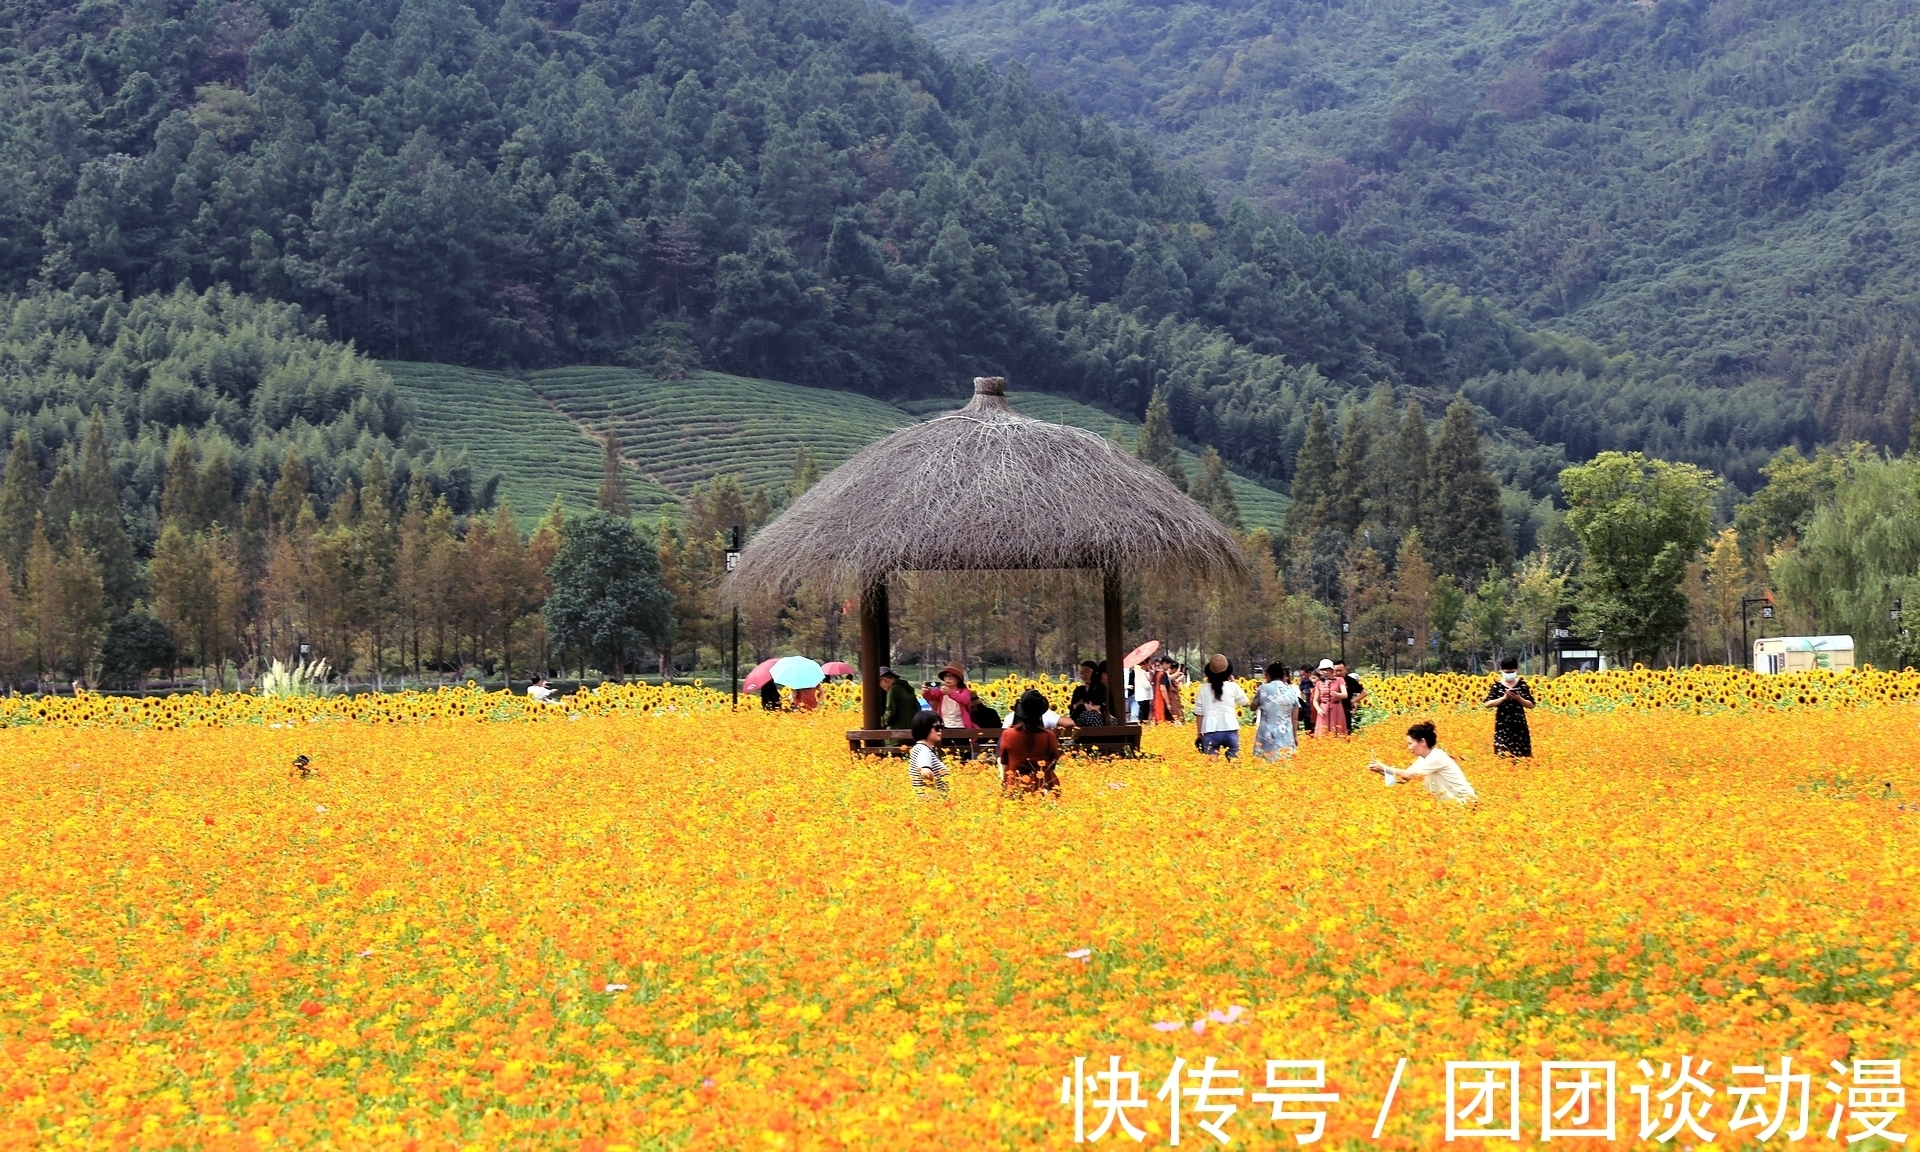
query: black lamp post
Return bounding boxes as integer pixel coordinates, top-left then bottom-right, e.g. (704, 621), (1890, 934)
(1740, 595), (1773, 671)
(726, 526), (741, 707)
(1339, 612), (1349, 664)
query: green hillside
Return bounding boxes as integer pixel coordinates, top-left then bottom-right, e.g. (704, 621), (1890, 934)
(390, 364), (1289, 531)
(529, 369), (913, 496)
(382, 363), (679, 523)
(899, 392), (1288, 530)
(891, 0), (1920, 396)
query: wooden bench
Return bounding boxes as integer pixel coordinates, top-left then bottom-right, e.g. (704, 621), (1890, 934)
(847, 724), (1143, 758)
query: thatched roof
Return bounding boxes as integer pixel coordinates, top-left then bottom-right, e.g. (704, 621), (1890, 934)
(729, 377), (1250, 597)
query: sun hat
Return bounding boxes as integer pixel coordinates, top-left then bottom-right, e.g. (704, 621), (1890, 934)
(1014, 688), (1048, 725)
(1317, 658), (1335, 670)
(1207, 653), (1229, 673)
(940, 663), (966, 682)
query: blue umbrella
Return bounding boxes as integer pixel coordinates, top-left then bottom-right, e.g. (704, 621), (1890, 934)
(770, 655), (825, 689)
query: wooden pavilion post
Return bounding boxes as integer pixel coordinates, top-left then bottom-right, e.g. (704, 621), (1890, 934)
(859, 579), (890, 729)
(1103, 566), (1125, 725)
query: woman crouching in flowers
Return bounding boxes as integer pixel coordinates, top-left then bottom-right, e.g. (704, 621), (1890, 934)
(998, 689), (1061, 799)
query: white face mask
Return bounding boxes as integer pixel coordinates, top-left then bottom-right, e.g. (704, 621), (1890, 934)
(1502, 672), (1519, 686)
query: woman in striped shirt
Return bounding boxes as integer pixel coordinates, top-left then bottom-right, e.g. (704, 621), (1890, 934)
(907, 711), (951, 799)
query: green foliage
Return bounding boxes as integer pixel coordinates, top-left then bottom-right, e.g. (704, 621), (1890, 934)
(1771, 456), (1920, 669)
(0, 283), (488, 557)
(1283, 403), (1334, 538)
(1422, 398), (1512, 584)
(1562, 451), (1718, 663)
(1135, 394), (1187, 492)
(379, 362), (656, 527)
(1734, 446), (1861, 553)
(897, 0), (1920, 401)
(1189, 446), (1241, 531)
(98, 607), (175, 687)
(597, 430), (633, 518)
(544, 512), (673, 676)
(0, 0), (1441, 467)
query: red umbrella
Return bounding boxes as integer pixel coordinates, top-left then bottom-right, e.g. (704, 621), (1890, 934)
(821, 661), (855, 677)
(741, 658), (780, 693)
(1123, 639), (1162, 669)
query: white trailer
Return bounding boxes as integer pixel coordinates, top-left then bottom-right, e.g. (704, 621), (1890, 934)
(1753, 635), (1855, 674)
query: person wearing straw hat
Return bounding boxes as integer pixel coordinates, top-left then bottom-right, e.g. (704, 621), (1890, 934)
(1193, 653), (1250, 760)
(922, 665), (979, 729)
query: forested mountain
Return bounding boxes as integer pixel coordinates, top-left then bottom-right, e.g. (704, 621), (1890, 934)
(1, 0), (1818, 495)
(890, 0), (1919, 462)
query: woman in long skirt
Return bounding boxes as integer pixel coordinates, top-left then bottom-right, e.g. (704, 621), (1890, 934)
(1311, 659), (1349, 737)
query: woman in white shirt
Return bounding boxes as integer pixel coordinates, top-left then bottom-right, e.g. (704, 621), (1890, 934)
(1193, 653), (1249, 760)
(1367, 720), (1477, 803)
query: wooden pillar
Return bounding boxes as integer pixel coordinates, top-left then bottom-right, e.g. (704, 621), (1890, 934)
(1103, 566), (1125, 725)
(860, 579), (890, 729)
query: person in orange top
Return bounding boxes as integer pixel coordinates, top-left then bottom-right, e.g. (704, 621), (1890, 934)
(998, 689), (1061, 798)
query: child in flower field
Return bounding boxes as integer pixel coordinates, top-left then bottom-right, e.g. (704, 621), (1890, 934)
(1368, 719), (1477, 803)
(907, 711), (950, 799)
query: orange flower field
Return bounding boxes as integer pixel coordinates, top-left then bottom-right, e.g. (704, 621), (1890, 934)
(1, 674), (1915, 1149)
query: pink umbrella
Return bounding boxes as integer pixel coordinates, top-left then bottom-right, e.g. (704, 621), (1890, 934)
(821, 661), (855, 677)
(1123, 639), (1162, 669)
(741, 658), (780, 693)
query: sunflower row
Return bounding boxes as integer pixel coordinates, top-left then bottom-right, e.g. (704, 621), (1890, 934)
(6, 666), (1915, 731)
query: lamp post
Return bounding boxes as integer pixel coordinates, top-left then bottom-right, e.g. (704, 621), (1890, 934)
(1740, 595), (1773, 671)
(1339, 612), (1350, 664)
(726, 527), (741, 708)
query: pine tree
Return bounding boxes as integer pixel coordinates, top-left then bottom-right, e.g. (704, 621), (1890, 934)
(0, 558), (17, 684)
(1393, 530), (1436, 665)
(160, 437), (200, 528)
(788, 444), (820, 502)
(597, 429), (632, 517)
(1394, 402), (1430, 533)
(195, 448), (237, 529)
(1330, 407), (1371, 535)
(71, 410), (137, 616)
(53, 534), (107, 679)
(269, 453), (312, 530)
(1421, 398), (1512, 583)
(1135, 393), (1188, 492)
(1190, 446), (1243, 530)
(1284, 402), (1336, 539)
(1361, 389), (1404, 531)
(22, 519), (57, 675)
(0, 431), (41, 578)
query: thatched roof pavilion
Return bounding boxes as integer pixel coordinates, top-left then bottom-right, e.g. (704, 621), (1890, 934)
(729, 376), (1250, 729)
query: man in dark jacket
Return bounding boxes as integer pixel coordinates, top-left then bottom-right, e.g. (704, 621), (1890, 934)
(878, 666), (919, 729)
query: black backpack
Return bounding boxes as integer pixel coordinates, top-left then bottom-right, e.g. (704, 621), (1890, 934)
(970, 699), (1003, 728)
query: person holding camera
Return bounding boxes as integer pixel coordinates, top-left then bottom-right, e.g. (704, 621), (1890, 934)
(1367, 720), (1477, 803)
(1482, 656), (1535, 758)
